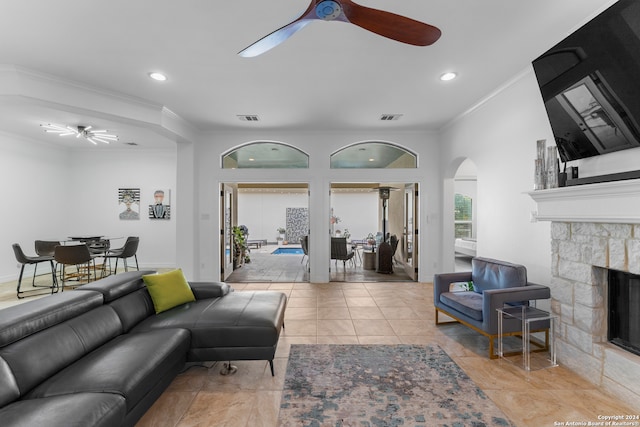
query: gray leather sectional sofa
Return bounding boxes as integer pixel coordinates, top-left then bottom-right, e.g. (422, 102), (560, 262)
(0, 270), (287, 427)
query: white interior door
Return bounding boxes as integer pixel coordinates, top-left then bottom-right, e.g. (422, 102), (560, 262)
(403, 183), (418, 280)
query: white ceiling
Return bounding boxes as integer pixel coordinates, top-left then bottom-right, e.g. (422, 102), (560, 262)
(0, 0), (617, 149)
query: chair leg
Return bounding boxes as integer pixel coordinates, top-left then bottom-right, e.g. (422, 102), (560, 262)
(16, 264), (26, 298)
(60, 264), (65, 292)
(32, 263), (38, 287)
(124, 258), (128, 272)
(49, 260), (58, 293)
(489, 336), (497, 359)
(134, 254), (139, 270)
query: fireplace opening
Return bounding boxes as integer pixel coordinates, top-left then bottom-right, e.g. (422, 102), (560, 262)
(608, 270), (640, 356)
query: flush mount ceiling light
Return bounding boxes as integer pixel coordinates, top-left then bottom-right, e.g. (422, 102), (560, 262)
(440, 72), (457, 81)
(40, 124), (119, 145)
(148, 72), (168, 81)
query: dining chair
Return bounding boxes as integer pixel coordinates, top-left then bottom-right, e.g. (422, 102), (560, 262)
(12, 243), (58, 298)
(34, 240), (62, 283)
(330, 237), (355, 270)
(105, 236), (139, 274)
(54, 244), (94, 289)
(35, 240), (60, 257)
(300, 235), (310, 270)
(87, 238), (110, 278)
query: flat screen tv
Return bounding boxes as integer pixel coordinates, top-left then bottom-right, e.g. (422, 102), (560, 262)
(532, 0), (640, 162)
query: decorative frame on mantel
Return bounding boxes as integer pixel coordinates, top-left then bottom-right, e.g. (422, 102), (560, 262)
(528, 179), (640, 223)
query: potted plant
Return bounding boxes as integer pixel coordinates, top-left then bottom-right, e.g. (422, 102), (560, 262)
(232, 226), (248, 269)
(366, 233), (376, 246)
(277, 227), (286, 246)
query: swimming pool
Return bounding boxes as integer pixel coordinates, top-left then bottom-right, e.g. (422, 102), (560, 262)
(271, 247), (304, 255)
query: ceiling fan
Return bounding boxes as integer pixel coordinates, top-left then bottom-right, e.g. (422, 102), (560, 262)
(238, 0), (442, 57)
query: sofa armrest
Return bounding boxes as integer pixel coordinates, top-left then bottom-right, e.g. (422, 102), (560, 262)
(188, 282), (232, 299)
(434, 272), (472, 300)
(482, 283), (551, 334)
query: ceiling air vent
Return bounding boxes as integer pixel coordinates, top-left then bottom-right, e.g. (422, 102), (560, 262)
(124, 142), (139, 146)
(380, 114), (403, 121)
(238, 115), (260, 122)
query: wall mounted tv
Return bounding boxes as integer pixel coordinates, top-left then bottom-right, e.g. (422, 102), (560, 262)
(532, 0), (640, 163)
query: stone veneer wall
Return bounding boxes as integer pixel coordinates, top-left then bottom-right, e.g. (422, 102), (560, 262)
(550, 222), (640, 407)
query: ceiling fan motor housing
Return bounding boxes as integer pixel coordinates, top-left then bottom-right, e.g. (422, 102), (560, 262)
(316, 0), (342, 20)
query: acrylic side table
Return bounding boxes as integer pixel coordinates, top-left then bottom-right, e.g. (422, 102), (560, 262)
(497, 306), (557, 371)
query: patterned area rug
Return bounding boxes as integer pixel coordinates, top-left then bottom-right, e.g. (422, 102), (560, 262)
(278, 344), (514, 427)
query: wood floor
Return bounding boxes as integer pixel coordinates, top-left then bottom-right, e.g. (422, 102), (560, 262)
(0, 276), (635, 426)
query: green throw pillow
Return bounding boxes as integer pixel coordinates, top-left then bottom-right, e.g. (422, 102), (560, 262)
(143, 269), (196, 314)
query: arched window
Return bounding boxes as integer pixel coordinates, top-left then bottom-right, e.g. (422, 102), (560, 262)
(330, 142), (417, 168)
(222, 142), (309, 169)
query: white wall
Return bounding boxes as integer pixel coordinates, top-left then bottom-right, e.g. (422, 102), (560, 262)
(237, 190), (385, 245)
(0, 132), (178, 282)
(68, 149), (177, 270)
(0, 132), (70, 281)
(238, 191), (309, 242)
(441, 67), (640, 283)
(440, 69), (553, 283)
(330, 192), (378, 241)
(193, 131), (441, 283)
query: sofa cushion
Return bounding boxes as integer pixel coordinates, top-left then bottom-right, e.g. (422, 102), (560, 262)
(0, 357), (19, 407)
(103, 288), (154, 332)
(132, 291), (286, 350)
(189, 281), (233, 299)
(0, 291), (103, 348)
(1, 306), (123, 396)
(143, 269), (195, 314)
(0, 393), (126, 427)
(471, 257), (527, 293)
(440, 291), (483, 321)
(76, 270), (156, 303)
(25, 328), (190, 412)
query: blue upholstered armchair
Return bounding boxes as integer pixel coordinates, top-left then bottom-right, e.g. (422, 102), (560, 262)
(433, 257), (551, 358)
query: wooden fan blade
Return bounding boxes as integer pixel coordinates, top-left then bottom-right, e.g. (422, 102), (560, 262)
(238, 20), (313, 57)
(238, 0), (320, 57)
(341, 0), (441, 46)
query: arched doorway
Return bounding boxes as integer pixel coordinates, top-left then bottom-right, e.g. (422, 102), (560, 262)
(329, 141), (418, 282)
(220, 142), (311, 283)
(453, 159), (477, 271)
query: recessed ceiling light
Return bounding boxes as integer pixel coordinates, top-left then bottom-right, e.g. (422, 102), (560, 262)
(148, 72), (168, 82)
(440, 72), (457, 81)
(368, 158), (375, 162)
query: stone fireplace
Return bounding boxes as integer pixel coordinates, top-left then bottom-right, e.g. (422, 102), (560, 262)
(530, 180), (640, 408)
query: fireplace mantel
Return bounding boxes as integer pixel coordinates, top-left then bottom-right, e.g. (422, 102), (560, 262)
(528, 178), (640, 223)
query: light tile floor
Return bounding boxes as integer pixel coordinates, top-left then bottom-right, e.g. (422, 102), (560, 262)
(137, 281), (635, 427)
(1, 277), (635, 426)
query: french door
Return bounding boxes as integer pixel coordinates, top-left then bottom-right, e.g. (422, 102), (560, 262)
(221, 184), (234, 280)
(403, 183), (419, 280)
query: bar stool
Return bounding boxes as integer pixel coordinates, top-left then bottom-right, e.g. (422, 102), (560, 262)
(12, 243), (58, 299)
